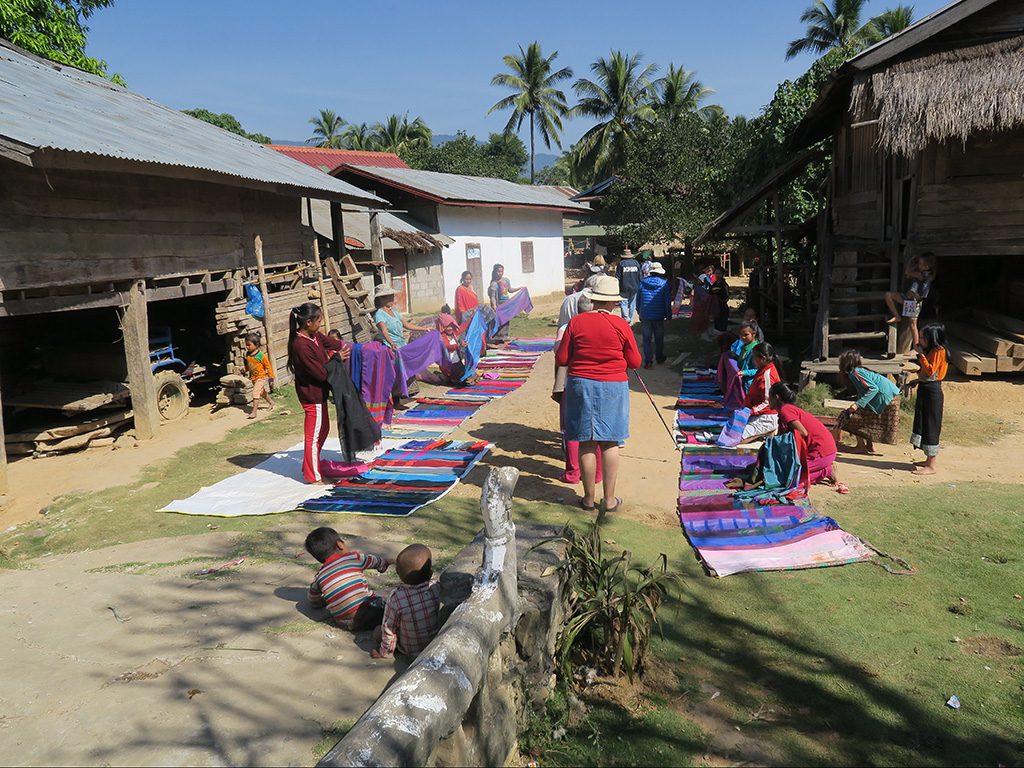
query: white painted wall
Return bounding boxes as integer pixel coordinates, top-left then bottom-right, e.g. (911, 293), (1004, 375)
(436, 204), (565, 305)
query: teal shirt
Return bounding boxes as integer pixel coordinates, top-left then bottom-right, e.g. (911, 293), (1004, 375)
(374, 307), (405, 348)
(850, 367), (899, 413)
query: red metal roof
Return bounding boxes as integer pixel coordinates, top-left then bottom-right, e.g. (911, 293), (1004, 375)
(267, 145), (410, 173)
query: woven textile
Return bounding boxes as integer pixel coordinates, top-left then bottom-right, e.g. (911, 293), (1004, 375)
(675, 360), (872, 577)
(300, 439), (491, 516)
(837, 397), (902, 445)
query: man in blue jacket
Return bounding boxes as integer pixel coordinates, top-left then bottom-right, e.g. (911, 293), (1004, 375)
(637, 261), (671, 369)
(617, 248), (642, 323)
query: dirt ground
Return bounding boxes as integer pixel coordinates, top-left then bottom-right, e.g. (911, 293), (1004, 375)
(2, 301), (1024, 764)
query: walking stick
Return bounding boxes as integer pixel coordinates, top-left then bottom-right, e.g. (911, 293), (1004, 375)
(631, 368), (680, 451)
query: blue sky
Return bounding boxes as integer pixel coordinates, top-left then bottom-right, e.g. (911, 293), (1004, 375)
(86, 0), (950, 148)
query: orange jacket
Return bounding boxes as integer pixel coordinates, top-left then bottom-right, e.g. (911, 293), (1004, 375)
(917, 347), (947, 381)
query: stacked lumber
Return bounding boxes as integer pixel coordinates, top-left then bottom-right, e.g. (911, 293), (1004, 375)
(215, 274), (368, 383)
(4, 409), (133, 456)
(217, 375), (253, 407)
(947, 309), (1024, 376)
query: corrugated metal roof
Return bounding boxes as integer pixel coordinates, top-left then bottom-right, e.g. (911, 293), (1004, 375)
(0, 41), (383, 204)
(303, 200), (453, 250)
(340, 166), (590, 212)
(267, 145), (410, 173)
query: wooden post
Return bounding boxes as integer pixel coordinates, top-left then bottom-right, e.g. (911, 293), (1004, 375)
(0, 382), (8, 497)
(369, 211), (389, 286)
(330, 201), (346, 260)
(253, 235), (281, 378)
(312, 237), (332, 332)
(121, 280), (160, 440)
(772, 189), (785, 335)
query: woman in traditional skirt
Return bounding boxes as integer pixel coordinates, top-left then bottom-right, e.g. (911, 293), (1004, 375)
(555, 275), (642, 514)
(907, 323), (948, 475)
(835, 349), (902, 454)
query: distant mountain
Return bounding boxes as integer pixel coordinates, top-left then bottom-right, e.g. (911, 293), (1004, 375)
(271, 139), (309, 146)
(533, 153), (558, 172)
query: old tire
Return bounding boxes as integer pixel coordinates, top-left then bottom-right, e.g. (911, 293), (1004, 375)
(154, 370), (190, 422)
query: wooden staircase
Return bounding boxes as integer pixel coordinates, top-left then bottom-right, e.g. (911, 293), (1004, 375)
(322, 254), (376, 342)
(815, 249), (899, 360)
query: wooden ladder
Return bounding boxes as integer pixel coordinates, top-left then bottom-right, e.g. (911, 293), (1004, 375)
(323, 255), (375, 342)
(822, 252), (895, 358)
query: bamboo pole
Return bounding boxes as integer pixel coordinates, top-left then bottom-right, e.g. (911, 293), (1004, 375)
(312, 237), (332, 332)
(254, 235), (281, 376)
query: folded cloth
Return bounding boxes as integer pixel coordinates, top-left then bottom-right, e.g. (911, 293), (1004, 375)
(716, 408), (751, 447)
(320, 460), (369, 478)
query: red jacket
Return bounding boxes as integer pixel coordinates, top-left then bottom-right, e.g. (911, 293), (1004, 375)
(555, 311), (642, 382)
(742, 362), (780, 416)
(289, 331), (349, 404)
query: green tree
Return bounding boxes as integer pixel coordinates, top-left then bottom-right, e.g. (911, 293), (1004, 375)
(402, 132), (526, 182)
(488, 41), (573, 184)
(307, 109), (346, 148)
(372, 114), (432, 155)
(654, 63), (723, 122)
(600, 112), (735, 246)
(786, 0), (867, 59)
(572, 50), (658, 183)
(864, 5), (915, 43)
(535, 151), (581, 187)
(341, 122), (377, 150)
(181, 109), (272, 144)
(1, 0), (123, 83)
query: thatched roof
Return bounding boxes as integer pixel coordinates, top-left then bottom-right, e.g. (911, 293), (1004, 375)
(381, 228), (443, 253)
(851, 35), (1024, 156)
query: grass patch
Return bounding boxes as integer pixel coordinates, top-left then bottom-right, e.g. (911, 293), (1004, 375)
(86, 557), (209, 575)
(265, 619), (321, 635)
(312, 719), (356, 762)
(797, 382), (834, 415)
(0, 387), (325, 567)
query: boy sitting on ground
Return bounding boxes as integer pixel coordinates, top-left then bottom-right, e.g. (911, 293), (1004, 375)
(370, 543), (441, 659)
(305, 526), (391, 631)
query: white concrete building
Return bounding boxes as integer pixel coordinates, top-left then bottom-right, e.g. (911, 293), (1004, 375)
(336, 166), (588, 309)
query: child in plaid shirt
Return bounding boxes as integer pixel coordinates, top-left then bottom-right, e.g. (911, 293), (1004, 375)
(305, 527), (392, 631)
(371, 544), (441, 658)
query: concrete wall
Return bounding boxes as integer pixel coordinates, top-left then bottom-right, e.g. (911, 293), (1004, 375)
(318, 468), (568, 768)
(436, 205), (565, 305)
(406, 247), (446, 314)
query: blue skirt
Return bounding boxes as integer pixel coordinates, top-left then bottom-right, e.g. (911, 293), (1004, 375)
(564, 376), (630, 442)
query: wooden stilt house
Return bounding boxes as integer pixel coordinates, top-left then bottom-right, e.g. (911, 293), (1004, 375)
(0, 40), (383, 493)
(790, 0), (1024, 374)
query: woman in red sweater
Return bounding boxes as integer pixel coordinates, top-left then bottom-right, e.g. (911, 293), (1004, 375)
(555, 276), (642, 514)
(739, 342), (781, 443)
(287, 302), (351, 483)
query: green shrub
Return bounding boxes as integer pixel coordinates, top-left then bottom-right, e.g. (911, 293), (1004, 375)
(546, 525), (678, 682)
(796, 382), (834, 415)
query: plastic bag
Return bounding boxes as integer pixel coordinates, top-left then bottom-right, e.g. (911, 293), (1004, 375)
(244, 284), (265, 319)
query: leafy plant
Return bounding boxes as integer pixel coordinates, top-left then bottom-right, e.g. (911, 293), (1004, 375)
(182, 108), (271, 144)
(546, 524), (678, 682)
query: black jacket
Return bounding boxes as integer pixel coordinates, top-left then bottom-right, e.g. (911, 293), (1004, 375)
(325, 355), (381, 463)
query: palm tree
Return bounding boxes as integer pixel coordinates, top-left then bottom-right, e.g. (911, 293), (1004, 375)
(342, 122), (377, 151)
(654, 64), (722, 122)
(307, 108), (346, 148)
(864, 5), (915, 43)
(372, 114), (432, 155)
(786, 0), (867, 59)
(488, 42), (573, 183)
(572, 50), (658, 181)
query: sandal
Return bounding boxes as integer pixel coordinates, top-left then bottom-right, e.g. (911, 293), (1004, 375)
(579, 498), (597, 512)
(836, 482), (850, 494)
(603, 497), (623, 513)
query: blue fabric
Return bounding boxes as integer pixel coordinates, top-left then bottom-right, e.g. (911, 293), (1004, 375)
(374, 307), (405, 348)
(638, 275), (671, 320)
(641, 319), (665, 364)
(850, 367), (900, 413)
(350, 343), (363, 392)
(462, 308), (488, 380)
(729, 339), (759, 388)
(564, 376), (630, 442)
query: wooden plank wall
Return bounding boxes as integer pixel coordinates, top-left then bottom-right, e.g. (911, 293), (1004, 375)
(832, 122), (885, 242)
(914, 129), (1024, 257)
(0, 162), (304, 291)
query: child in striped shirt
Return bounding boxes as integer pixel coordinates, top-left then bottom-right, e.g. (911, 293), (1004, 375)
(305, 527), (392, 631)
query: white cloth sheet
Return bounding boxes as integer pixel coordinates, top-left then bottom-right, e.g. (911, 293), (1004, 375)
(160, 438), (406, 517)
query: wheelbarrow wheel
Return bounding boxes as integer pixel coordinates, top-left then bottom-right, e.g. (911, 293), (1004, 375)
(153, 370), (190, 422)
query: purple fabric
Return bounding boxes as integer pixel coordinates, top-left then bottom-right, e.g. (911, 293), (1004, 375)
(494, 288), (533, 328)
(716, 408), (751, 447)
(679, 478), (731, 490)
(359, 341), (397, 427)
(718, 355), (745, 410)
(399, 330), (445, 378)
(683, 454), (758, 473)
